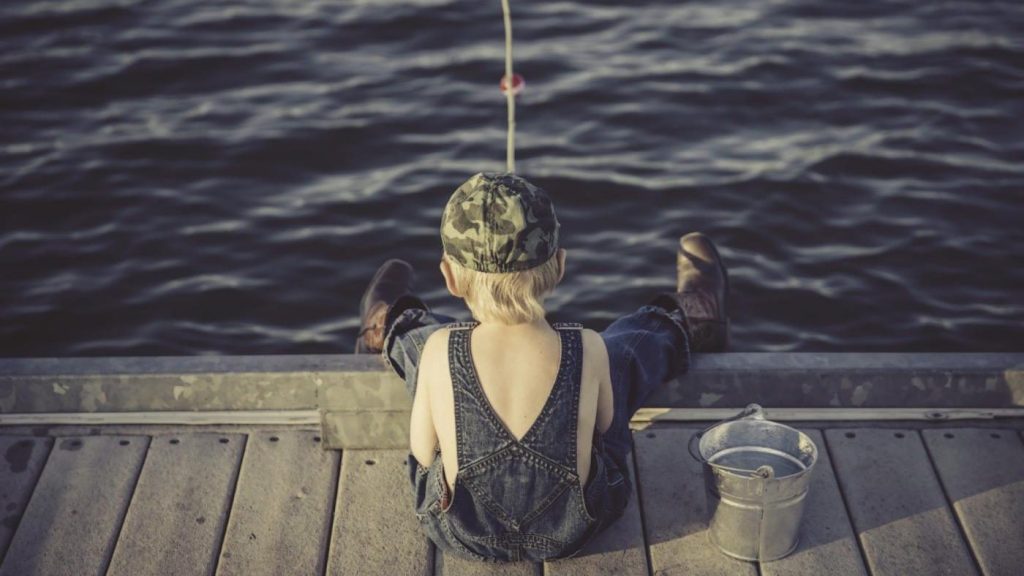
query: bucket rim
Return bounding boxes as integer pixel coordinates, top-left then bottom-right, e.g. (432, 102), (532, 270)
(705, 443), (817, 482)
(695, 409), (819, 480)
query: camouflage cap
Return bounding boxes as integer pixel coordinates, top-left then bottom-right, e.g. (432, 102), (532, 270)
(441, 172), (560, 273)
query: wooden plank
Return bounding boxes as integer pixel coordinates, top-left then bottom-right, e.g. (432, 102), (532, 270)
(545, 457), (648, 576)
(923, 428), (1024, 576)
(216, 431), (340, 576)
(825, 428), (978, 576)
(0, 435), (52, 563)
(106, 433), (246, 576)
(0, 435), (148, 576)
(633, 428), (756, 576)
(761, 429), (867, 576)
(436, 550), (537, 575)
(326, 450), (431, 575)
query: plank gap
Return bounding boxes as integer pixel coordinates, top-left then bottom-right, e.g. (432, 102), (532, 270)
(0, 436), (55, 567)
(821, 430), (872, 574)
(320, 449), (343, 576)
(917, 430), (985, 576)
(211, 434), (249, 576)
(825, 428), (978, 575)
(3, 435), (150, 576)
(102, 436), (152, 575)
(922, 428), (1024, 575)
(628, 437), (655, 576)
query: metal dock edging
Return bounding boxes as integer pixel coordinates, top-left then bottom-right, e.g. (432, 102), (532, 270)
(2, 353), (1022, 448)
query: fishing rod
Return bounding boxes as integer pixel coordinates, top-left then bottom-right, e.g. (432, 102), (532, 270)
(500, 0), (524, 173)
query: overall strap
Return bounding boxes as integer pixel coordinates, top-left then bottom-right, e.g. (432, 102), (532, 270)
(519, 325), (584, 470)
(551, 322), (584, 330)
(448, 324), (514, 464)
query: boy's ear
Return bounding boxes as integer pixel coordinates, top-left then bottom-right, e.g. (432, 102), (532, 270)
(440, 257), (462, 298)
(556, 248), (567, 285)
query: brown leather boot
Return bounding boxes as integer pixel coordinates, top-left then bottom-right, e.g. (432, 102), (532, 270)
(656, 232), (730, 352)
(354, 259), (426, 354)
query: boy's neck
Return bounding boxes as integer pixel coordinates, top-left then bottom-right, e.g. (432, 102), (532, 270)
(475, 317), (552, 332)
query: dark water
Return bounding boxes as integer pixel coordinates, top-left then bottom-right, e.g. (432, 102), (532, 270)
(708, 447), (807, 479)
(2, 0), (1022, 356)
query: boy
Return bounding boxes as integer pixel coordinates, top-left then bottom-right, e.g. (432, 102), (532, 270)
(354, 172), (728, 562)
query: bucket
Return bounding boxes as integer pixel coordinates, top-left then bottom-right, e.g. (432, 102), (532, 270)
(688, 404), (817, 562)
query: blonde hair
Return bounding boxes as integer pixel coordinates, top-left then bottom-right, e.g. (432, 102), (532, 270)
(445, 253), (562, 324)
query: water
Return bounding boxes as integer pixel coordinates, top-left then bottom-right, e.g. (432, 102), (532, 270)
(708, 447), (807, 479)
(2, 0), (1022, 356)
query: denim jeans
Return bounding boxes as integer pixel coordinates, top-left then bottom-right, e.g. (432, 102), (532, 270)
(382, 304), (690, 559)
(381, 304), (691, 469)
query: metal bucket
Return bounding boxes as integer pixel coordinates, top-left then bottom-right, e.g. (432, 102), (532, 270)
(688, 404), (817, 562)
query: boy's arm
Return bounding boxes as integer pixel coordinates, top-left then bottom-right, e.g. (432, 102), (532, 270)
(410, 331), (441, 468)
(586, 329), (614, 434)
(597, 374), (613, 434)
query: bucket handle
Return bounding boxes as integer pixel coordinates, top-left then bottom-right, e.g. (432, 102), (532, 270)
(687, 403), (766, 464)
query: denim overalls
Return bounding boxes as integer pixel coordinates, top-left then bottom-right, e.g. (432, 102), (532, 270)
(383, 304), (690, 562)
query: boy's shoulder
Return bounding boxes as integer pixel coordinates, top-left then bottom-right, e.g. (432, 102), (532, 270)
(558, 324), (603, 343)
(421, 321), (478, 356)
(544, 324), (610, 362)
(418, 328), (453, 388)
(420, 322), (478, 365)
(578, 328), (609, 362)
(421, 326), (454, 357)
(559, 324), (605, 348)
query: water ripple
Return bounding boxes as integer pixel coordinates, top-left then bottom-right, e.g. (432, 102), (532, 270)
(1, 0), (1022, 355)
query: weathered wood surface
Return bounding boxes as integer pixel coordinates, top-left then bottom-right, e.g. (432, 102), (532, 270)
(633, 428), (756, 576)
(0, 435), (51, 563)
(327, 449), (432, 575)
(826, 428), (978, 576)
(923, 428), (1024, 576)
(761, 429), (867, 576)
(1, 424), (1023, 575)
(107, 433), (245, 576)
(546, 457), (648, 576)
(436, 551), (537, 575)
(216, 431), (339, 576)
(0, 435), (147, 576)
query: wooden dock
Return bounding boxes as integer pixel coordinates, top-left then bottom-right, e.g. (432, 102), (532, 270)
(2, 422), (1022, 576)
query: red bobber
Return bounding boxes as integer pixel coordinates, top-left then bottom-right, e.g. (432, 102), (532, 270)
(499, 73), (525, 96)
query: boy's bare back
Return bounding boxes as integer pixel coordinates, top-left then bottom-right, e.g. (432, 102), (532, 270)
(412, 321), (613, 492)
